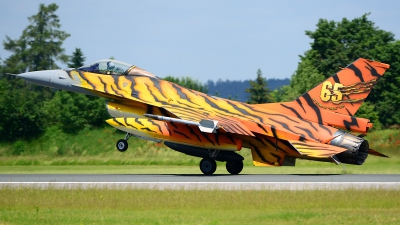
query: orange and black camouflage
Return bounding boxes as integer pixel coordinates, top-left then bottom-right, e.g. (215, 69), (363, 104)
(15, 58), (390, 174)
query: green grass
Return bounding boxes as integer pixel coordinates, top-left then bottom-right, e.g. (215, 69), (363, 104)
(0, 188), (399, 224)
(0, 127), (399, 174)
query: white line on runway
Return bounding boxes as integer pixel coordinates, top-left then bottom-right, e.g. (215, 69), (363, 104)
(1, 182), (399, 190)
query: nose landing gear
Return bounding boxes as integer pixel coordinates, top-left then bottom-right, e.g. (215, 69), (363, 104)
(116, 133), (132, 152)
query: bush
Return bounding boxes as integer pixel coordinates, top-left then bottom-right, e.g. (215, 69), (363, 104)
(12, 140), (25, 155)
(43, 91), (109, 133)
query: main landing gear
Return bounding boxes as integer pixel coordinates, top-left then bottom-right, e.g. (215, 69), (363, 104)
(116, 133), (132, 152)
(226, 161), (244, 175)
(199, 158), (217, 175)
(116, 137), (244, 175)
(199, 150), (244, 175)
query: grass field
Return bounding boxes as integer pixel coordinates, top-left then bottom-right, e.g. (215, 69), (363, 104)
(0, 188), (399, 224)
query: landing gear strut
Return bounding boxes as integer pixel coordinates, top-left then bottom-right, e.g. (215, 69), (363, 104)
(116, 133), (132, 152)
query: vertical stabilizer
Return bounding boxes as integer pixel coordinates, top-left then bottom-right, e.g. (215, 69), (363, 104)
(298, 58), (389, 116)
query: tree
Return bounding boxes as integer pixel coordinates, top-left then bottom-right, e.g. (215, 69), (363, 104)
(163, 76), (208, 94)
(0, 79), (45, 141)
(368, 40), (400, 126)
(228, 94), (238, 100)
(0, 3), (70, 140)
(355, 102), (382, 130)
(246, 69), (271, 104)
(2, 3), (70, 101)
(276, 14), (400, 126)
(44, 47), (108, 133)
(68, 48), (86, 68)
(303, 13), (395, 77)
(3, 3), (70, 73)
(274, 59), (325, 102)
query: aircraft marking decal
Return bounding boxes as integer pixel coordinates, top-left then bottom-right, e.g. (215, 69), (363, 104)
(319, 79), (377, 105)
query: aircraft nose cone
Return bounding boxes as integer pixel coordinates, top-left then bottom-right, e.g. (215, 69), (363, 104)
(18, 70), (59, 87)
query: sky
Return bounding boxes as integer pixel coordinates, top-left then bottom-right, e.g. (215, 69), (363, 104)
(0, 0), (399, 83)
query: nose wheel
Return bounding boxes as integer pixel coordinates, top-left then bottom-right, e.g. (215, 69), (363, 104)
(116, 133), (132, 152)
(116, 139), (128, 152)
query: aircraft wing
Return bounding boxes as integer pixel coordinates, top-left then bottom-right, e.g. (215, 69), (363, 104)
(160, 105), (256, 136)
(203, 115), (255, 136)
(74, 80), (257, 137)
(73, 76), (323, 140)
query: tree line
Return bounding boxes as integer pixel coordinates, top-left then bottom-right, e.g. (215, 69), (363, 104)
(1, 4), (399, 142)
(206, 78), (289, 102)
(0, 4), (108, 141)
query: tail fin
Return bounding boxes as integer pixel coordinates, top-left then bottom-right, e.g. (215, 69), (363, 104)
(298, 58), (389, 116)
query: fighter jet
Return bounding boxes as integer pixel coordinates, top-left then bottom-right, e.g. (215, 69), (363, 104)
(14, 58), (390, 174)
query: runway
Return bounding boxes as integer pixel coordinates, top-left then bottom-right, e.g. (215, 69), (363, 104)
(1, 174), (399, 190)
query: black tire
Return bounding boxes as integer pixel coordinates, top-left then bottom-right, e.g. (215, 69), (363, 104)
(199, 158), (217, 175)
(226, 161), (243, 175)
(116, 139), (128, 152)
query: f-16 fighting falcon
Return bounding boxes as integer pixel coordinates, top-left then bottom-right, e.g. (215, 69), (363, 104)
(13, 58), (390, 174)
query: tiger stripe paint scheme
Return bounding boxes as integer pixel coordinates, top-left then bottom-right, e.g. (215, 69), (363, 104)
(16, 58), (390, 170)
(261, 59), (389, 133)
(107, 117), (243, 151)
(64, 58), (389, 166)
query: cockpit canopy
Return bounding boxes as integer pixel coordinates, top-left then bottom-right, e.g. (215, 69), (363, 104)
(78, 59), (156, 77)
(78, 60), (131, 75)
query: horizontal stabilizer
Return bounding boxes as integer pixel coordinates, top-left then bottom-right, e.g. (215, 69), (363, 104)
(290, 140), (347, 158)
(368, 149), (389, 158)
